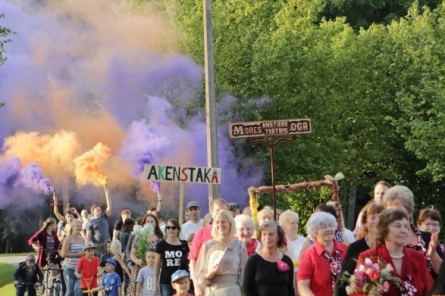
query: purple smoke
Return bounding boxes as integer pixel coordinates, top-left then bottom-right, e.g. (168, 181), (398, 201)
(0, 157), (23, 207)
(21, 163), (55, 195)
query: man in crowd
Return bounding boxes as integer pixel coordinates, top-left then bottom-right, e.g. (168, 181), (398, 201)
(86, 186), (113, 257)
(113, 208), (132, 241)
(181, 201), (203, 241)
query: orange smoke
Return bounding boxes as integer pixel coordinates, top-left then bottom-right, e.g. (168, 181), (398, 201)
(74, 143), (111, 187)
(1, 131), (80, 181)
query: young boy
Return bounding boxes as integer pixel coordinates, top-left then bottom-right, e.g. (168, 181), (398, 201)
(98, 258), (122, 296)
(13, 254), (43, 296)
(170, 270), (193, 296)
(136, 249), (156, 296)
(75, 242), (101, 296)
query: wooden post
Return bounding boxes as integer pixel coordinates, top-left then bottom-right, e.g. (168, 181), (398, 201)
(203, 0), (220, 206)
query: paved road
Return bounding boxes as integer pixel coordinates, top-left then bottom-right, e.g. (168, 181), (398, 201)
(0, 255), (27, 268)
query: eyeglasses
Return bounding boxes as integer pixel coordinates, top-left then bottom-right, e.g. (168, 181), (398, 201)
(166, 226), (177, 230)
(425, 222), (440, 227)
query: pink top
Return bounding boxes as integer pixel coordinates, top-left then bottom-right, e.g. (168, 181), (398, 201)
(188, 225), (213, 261)
(298, 240), (347, 296)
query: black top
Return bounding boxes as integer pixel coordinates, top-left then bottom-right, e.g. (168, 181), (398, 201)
(155, 239), (189, 284)
(334, 238), (369, 296)
(431, 260), (445, 295)
(114, 219), (123, 231)
(242, 253), (294, 296)
(13, 262), (44, 284)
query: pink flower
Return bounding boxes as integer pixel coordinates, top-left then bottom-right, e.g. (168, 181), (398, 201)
(277, 260), (290, 272)
(383, 281), (390, 292)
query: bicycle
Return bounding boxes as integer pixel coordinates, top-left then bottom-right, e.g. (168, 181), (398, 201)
(14, 281), (43, 296)
(41, 253), (63, 296)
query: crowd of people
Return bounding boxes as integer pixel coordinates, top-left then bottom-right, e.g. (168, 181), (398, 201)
(14, 181), (445, 296)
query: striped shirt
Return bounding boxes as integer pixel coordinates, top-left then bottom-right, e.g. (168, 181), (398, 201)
(64, 237), (84, 270)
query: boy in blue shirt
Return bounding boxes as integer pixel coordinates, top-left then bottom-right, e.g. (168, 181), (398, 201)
(99, 258), (121, 296)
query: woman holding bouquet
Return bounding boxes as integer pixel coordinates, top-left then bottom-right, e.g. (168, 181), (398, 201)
(334, 201), (385, 296)
(127, 213), (163, 296)
(196, 210), (247, 296)
(243, 221), (294, 296)
(350, 209), (433, 296)
(383, 185), (443, 277)
(297, 212), (348, 296)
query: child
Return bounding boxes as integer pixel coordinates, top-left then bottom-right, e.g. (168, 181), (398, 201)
(100, 239), (113, 262)
(75, 242), (101, 296)
(98, 258), (122, 296)
(136, 249), (156, 296)
(13, 254), (43, 296)
(170, 270), (193, 296)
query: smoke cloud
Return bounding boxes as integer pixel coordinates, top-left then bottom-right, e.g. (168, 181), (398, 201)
(0, 0), (263, 218)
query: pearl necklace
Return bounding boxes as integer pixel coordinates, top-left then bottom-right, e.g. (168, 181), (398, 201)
(390, 253), (404, 259)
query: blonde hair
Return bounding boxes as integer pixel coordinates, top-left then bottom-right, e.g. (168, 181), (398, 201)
(234, 214), (255, 229)
(279, 210), (299, 228)
(211, 210), (236, 240)
(258, 206), (274, 225)
(66, 219), (82, 235)
(110, 240), (122, 254)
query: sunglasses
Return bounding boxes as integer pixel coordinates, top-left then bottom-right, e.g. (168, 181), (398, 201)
(166, 226), (178, 230)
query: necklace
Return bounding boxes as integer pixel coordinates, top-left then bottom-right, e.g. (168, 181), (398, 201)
(390, 253), (404, 259)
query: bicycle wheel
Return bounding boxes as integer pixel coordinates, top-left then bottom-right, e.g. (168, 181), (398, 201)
(52, 282), (61, 296)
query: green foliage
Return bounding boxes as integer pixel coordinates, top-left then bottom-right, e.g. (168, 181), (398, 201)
(170, 0), (445, 227)
(0, 14), (12, 66)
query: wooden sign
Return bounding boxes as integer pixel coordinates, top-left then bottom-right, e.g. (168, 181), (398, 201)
(144, 165), (221, 184)
(229, 118), (312, 139)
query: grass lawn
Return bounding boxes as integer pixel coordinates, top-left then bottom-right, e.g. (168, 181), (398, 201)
(0, 262), (16, 295)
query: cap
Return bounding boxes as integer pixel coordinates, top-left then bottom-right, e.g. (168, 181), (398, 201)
(100, 258), (117, 267)
(83, 242), (96, 251)
(186, 201), (200, 209)
(171, 270), (190, 283)
(229, 202), (239, 210)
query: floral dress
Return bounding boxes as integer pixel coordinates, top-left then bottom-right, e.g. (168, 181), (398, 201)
(126, 237), (161, 296)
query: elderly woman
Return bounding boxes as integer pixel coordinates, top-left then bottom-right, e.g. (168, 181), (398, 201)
(352, 209), (433, 295)
(417, 207), (444, 252)
(257, 206), (274, 226)
(279, 210), (305, 269)
(383, 185), (443, 276)
(299, 204), (349, 256)
(196, 210), (247, 296)
(127, 213), (163, 296)
(235, 214), (258, 257)
(243, 221), (294, 296)
(333, 201), (384, 296)
(298, 212), (348, 296)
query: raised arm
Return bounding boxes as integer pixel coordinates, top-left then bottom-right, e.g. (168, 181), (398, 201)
(52, 193), (65, 222)
(156, 192), (162, 212)
(104, 186), (112, 217)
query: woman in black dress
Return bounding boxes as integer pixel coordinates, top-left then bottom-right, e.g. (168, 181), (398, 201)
(242, 221), (294, 296)
(333, 201), (384, 296)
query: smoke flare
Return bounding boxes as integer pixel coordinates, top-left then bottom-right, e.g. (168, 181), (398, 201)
(21, 163), (55, 195)
(74, 143), (111, 187)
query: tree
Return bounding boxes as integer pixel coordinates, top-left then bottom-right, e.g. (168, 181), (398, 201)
(0, 13), (12, 108)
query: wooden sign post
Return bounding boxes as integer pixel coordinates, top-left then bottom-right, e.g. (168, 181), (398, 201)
(229, 118), (312, 221)
(144, 165), (221, 224)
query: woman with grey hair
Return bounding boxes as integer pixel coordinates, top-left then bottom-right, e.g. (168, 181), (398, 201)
(196, 210), (247, 296)
(297, 212), (347, 296)
(383, 185), (443, 277)
(235, 214), (258, 257)
(243, 221), (294, 296)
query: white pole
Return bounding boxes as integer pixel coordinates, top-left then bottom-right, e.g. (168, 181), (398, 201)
(179, 183), (184, 225)
(203, 0), (220, 208)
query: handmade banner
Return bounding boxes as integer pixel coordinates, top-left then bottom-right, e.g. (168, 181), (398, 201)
(144, 165), (221, 184)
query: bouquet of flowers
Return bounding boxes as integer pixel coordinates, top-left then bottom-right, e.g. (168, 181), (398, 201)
(342, 258), (399, 296)
(131, 224), (154, 265)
